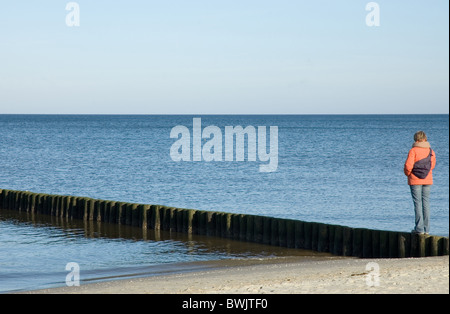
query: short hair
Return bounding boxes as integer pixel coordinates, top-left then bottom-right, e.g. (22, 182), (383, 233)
(414, 131), (427, 142)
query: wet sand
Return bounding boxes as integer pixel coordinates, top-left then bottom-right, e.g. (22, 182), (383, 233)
(24, 255), (449, 294)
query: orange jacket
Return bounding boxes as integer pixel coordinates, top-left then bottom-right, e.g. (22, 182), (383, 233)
(404, 143), (436, 185)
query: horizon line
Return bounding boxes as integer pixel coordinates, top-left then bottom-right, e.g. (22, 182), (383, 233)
(0, 113), (448, 116)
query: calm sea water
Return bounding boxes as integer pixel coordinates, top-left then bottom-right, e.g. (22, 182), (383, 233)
(0, 114), (448, 292)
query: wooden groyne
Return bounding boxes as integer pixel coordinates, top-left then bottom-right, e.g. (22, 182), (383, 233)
(1, 189), (448, 258)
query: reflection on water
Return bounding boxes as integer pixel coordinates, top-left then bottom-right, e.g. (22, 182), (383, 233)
(0, 209), (331, 293)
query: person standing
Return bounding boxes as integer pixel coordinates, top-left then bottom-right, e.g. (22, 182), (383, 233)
(404, 131), (436, 235)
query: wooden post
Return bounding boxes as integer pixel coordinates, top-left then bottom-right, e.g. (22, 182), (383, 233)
(116, 202), (127, 224)
(362, 229), (373, 258)
(131, 203), (139, 227)
(61, 196), (70, 219)
(246, 215), (254, 242)
(317, 223), (329, 253)
(187, 209), (196, 234)
(271, 217), (279, 247)
(352, 228), (363, 258)
(286, 219), (295, 249)
(197, 210), (207, 235)
(411, 233), (426, 257)
(342, 227), (353, 257)
(311, 223), (319, 251)
(372, 230), (381, 258)
(333, 225), (344, 256)
(0, 189), (4, 210)
(106, 201), (116, 224)
(231, 214), (240, 240)
(124, 203), (133, 225)
(303, 222), (313, 250)
(398, 232), (411, 258)
(388, 231), (399, 258)
(440, 237), (449, 256)
(254, 215), (264, 243)
(206, 212), (215, 237)
(379, 231), (389, 258)
(278, 219), (287, 247)
(192, 210), (200, 234)
(263, 216), (272, 245)
(294, 220), (305, 249)
(150, 205), (161, 231)
(428, 236), (440, 257)
(141, 204), (150, 229)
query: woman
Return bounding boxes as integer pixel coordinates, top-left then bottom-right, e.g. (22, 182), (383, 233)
(404, 131), (436, 235)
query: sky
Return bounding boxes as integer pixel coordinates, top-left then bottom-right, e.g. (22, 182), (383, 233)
(0, 0), (448, 114)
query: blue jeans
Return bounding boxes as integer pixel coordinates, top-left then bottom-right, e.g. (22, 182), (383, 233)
(410, 185), (431, 234)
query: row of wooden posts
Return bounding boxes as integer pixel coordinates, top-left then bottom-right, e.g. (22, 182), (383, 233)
(1, 189), (448, 258)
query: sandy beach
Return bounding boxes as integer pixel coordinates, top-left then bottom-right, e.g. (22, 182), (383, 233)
(25, 255), (448, 294)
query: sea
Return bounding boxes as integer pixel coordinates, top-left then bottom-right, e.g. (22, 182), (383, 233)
(0, 114), (448, 293)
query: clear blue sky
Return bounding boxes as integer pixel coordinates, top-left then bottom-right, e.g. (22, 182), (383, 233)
(0, 0), (448, 114)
